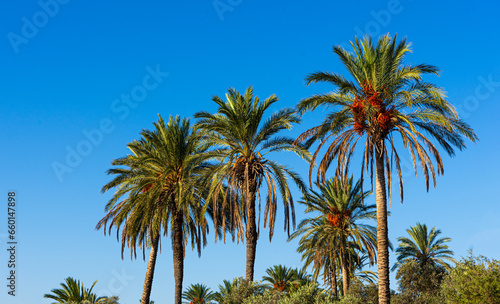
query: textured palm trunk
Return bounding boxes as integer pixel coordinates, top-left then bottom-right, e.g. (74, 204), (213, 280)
(340, 245), (350, 296)
(245, 189), (257, 281)
(140, 233), (160, 304)
(330, 257), (338, 299)
(172, 209), (185, 304)
(375, 141), (390, 304)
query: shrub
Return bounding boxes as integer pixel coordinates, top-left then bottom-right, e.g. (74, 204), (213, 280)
(391, 259), (445, 303)
(440, 251), (500, 303)
(343, 278), (378, 304)
(243, 283), (332, 304)
(215, 277), (266, 304)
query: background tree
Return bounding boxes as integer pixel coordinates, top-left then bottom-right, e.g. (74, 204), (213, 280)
(262, 265), (296, 292)
(97, 116), (213, 304)
(195, 86), (310, 281)
(440, 251), (500, 304)
(182, 283), (216, 304)
(392, 223), (456, 271)
(295, 34), (477, 303)
(292, 218), (339, 297)
(44, 277), (107, 304)
(290, 177), (377, 295)
(392, 259), (445, 304)
(214, 277), (267, 304)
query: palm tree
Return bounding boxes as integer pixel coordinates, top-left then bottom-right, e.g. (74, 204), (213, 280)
(351, 254), (378, 285)
(290, 176), (377, 295)
(290, 267), (313, 290)
(293, 218), (339, 297)
(393, 223), (456, 271)
(44, 277), (108, 304)
(262, 265), (296, 292)
(195, 86), (310, 281)
(182, 283), (216, 304)
(295, 35), (477, 303)
(97, 115), (213, 304)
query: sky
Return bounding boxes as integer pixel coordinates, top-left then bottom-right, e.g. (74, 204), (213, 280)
(1, 0), (500, 303)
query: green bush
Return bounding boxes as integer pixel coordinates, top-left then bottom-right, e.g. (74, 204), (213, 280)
(343, 278), (378, 304)
(242, 283), (332, 304)
(215, 277), (266, 304)
(391, 259), (444, 303)
(441, 251), (500, 303)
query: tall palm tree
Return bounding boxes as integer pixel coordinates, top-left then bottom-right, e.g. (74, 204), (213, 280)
(96, 115), (212, 304)
(295, 35), (477, 303)
(44, 277), (108, 304)
(182, 283), (216, 304)
(195, 86), (310, 281)
(290, 177), (377, 295)
(393, 223), (456, 271)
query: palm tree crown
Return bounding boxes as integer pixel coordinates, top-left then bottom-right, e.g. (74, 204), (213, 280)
(97, 115), (213, 304)
(182, 283), (216, 304)
(297, 35), (477, 195)
(295, 34), (477, 303)
(44, 277), (107, 304)
(393, 222), (456, 271)
(290, 176), (377, 295)
(195, 86), (310, 280)
(262, 265), (296, 292)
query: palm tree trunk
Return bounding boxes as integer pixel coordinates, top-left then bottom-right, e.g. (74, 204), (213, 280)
(140, 233), (160, 304)
(173, 209), (185, 304)
(340, 245), (350, 296)
(375, 141), (390, 304)
(245, 180), (258, 281)
(331, 256), (338, 299)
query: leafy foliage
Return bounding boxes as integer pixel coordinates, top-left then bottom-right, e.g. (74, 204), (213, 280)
(195, 86), (310, 280)
(296, 35), (477, 195)
(440, 251), (500, 303)
(242, 283), (332, 304)
(392, 259), (445, 304)
(295, 34), (477, 302)
(97, 115), (215, 304)
(393, 223), (456, 271)
(183, 283), (216, 304)
(289, 177), (377, 295)
(214, 277), (267, 304)
(44, 277), (108, 304)
(341, 278), (378, 304)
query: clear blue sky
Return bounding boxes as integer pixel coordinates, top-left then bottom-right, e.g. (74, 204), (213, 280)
(1, 1), (499, 303)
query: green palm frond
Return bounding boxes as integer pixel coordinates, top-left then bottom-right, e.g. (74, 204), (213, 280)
(195, 86), (311, 243)
(289, 176), (377, 295)
(182, 283), (216, 303)
(392, 223), (456, 271)
(296, 34), (478, 202)
(44, 277), (108, 304)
